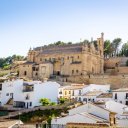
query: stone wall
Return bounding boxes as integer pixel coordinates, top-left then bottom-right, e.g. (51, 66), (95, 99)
(118, 67), (128, 74)
(105, 57), (128, 68)
(67, 74), (128, 89)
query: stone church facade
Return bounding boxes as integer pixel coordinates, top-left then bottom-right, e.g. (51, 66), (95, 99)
(19, 33), (104, 80)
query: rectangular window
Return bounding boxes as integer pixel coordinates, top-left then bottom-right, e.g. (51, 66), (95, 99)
(115, 93), (117, 99)
(0, 84), (2, 90)
(32, 67), (36, 71)
(126, 93), (128, 99)
(79, 90), (82, 95)
(59, 91), (62, 94)
(76, 70), (79, 73)
(72, 70), (74, 74)
(36, 67), (39, 71)
(30, 102), (32, 106)
(6, 93), (9, 96)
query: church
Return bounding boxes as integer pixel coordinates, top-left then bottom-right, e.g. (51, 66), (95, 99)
(19, 33), (104, 81)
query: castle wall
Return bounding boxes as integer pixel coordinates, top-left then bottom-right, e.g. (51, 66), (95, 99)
(67, 74), (128, 89)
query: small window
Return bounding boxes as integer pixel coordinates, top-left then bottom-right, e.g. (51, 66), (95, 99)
(6, 93), (9, 96)
(26, 94), (29, 100)
(69, 91), (71, 94)
(32, 67), (35, 71)
(40, 58), (42, 61)
(72, 70), (74, 74)
(35, 73), (38, 76)
(24, 71), (27, 76)
(30, 102), (32, 106)
(59, 91), (62, 94)
(67, 56), (69, 60)
(76, 70), (79, 73)
(36, 68), (39, 71)
(115, 93), (117, 99)
(126, 93), (128, 99)
(78, 56), (79, 59)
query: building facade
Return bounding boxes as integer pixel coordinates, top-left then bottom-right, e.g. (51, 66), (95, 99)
(19, 33), (104, 80)
(0, 79), (60, 108)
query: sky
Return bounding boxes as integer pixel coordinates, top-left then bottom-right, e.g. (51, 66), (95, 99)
(0, 0), (128, 57)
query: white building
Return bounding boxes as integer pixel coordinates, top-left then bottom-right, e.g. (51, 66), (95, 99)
(82, 84), (110, 94)
(112, 88), (128, 105)
(105, 100), (128, 119)
(52, 112), (108, 126)
(105, 100), (128, 127)
(0, 79), (60, 108)
(78, 91), (103, 102)
(57, 84), (110, 102)
(52, 102), (116, 126)
(74, 84), (110, 102)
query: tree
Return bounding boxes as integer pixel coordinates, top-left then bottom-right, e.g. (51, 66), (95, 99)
(59, 97), (66, 104)
(104, 40), (111, 58)
(39, 98), (51, 106)
(120, 42), (128, 57)
(111, 38), (122, 56)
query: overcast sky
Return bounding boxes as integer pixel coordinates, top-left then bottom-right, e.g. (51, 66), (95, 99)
(0, 0), (128, 57)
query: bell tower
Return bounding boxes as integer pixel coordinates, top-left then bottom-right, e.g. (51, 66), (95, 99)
(97, 33), (104, 74)
(27, 48), (36, 62)
(97, 32), (104, 57)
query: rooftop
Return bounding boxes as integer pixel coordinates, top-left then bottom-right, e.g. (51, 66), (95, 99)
(83, 91), (103, 96)
(112, 88), (128, 92)
(64, 85), (84, 90)
(0, 120), (23, 128)
(22, 61), (35, 65)
(79, 112), (108, 123)
(97, 93), (112, 98)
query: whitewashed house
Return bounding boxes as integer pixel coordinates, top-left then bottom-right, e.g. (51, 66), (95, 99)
(112, 88), (128, 105)
(58, 84), (110, 102)
(78, 91), (103, 102)
(75, 84), (110, 102)
(105, 100), (128, 127)
(82, 84), (110, 94)
(0, 79), (60, 108)
(105, 100), (128, 119)
(52, 102), (116, 127)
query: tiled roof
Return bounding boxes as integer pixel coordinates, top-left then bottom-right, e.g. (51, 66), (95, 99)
(82, 91), (102, 96)
(64, 86), (84, 90)
(22, 61), (35, 65)
(112, 88), (128, 92)
(97, 93), (112, 98)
